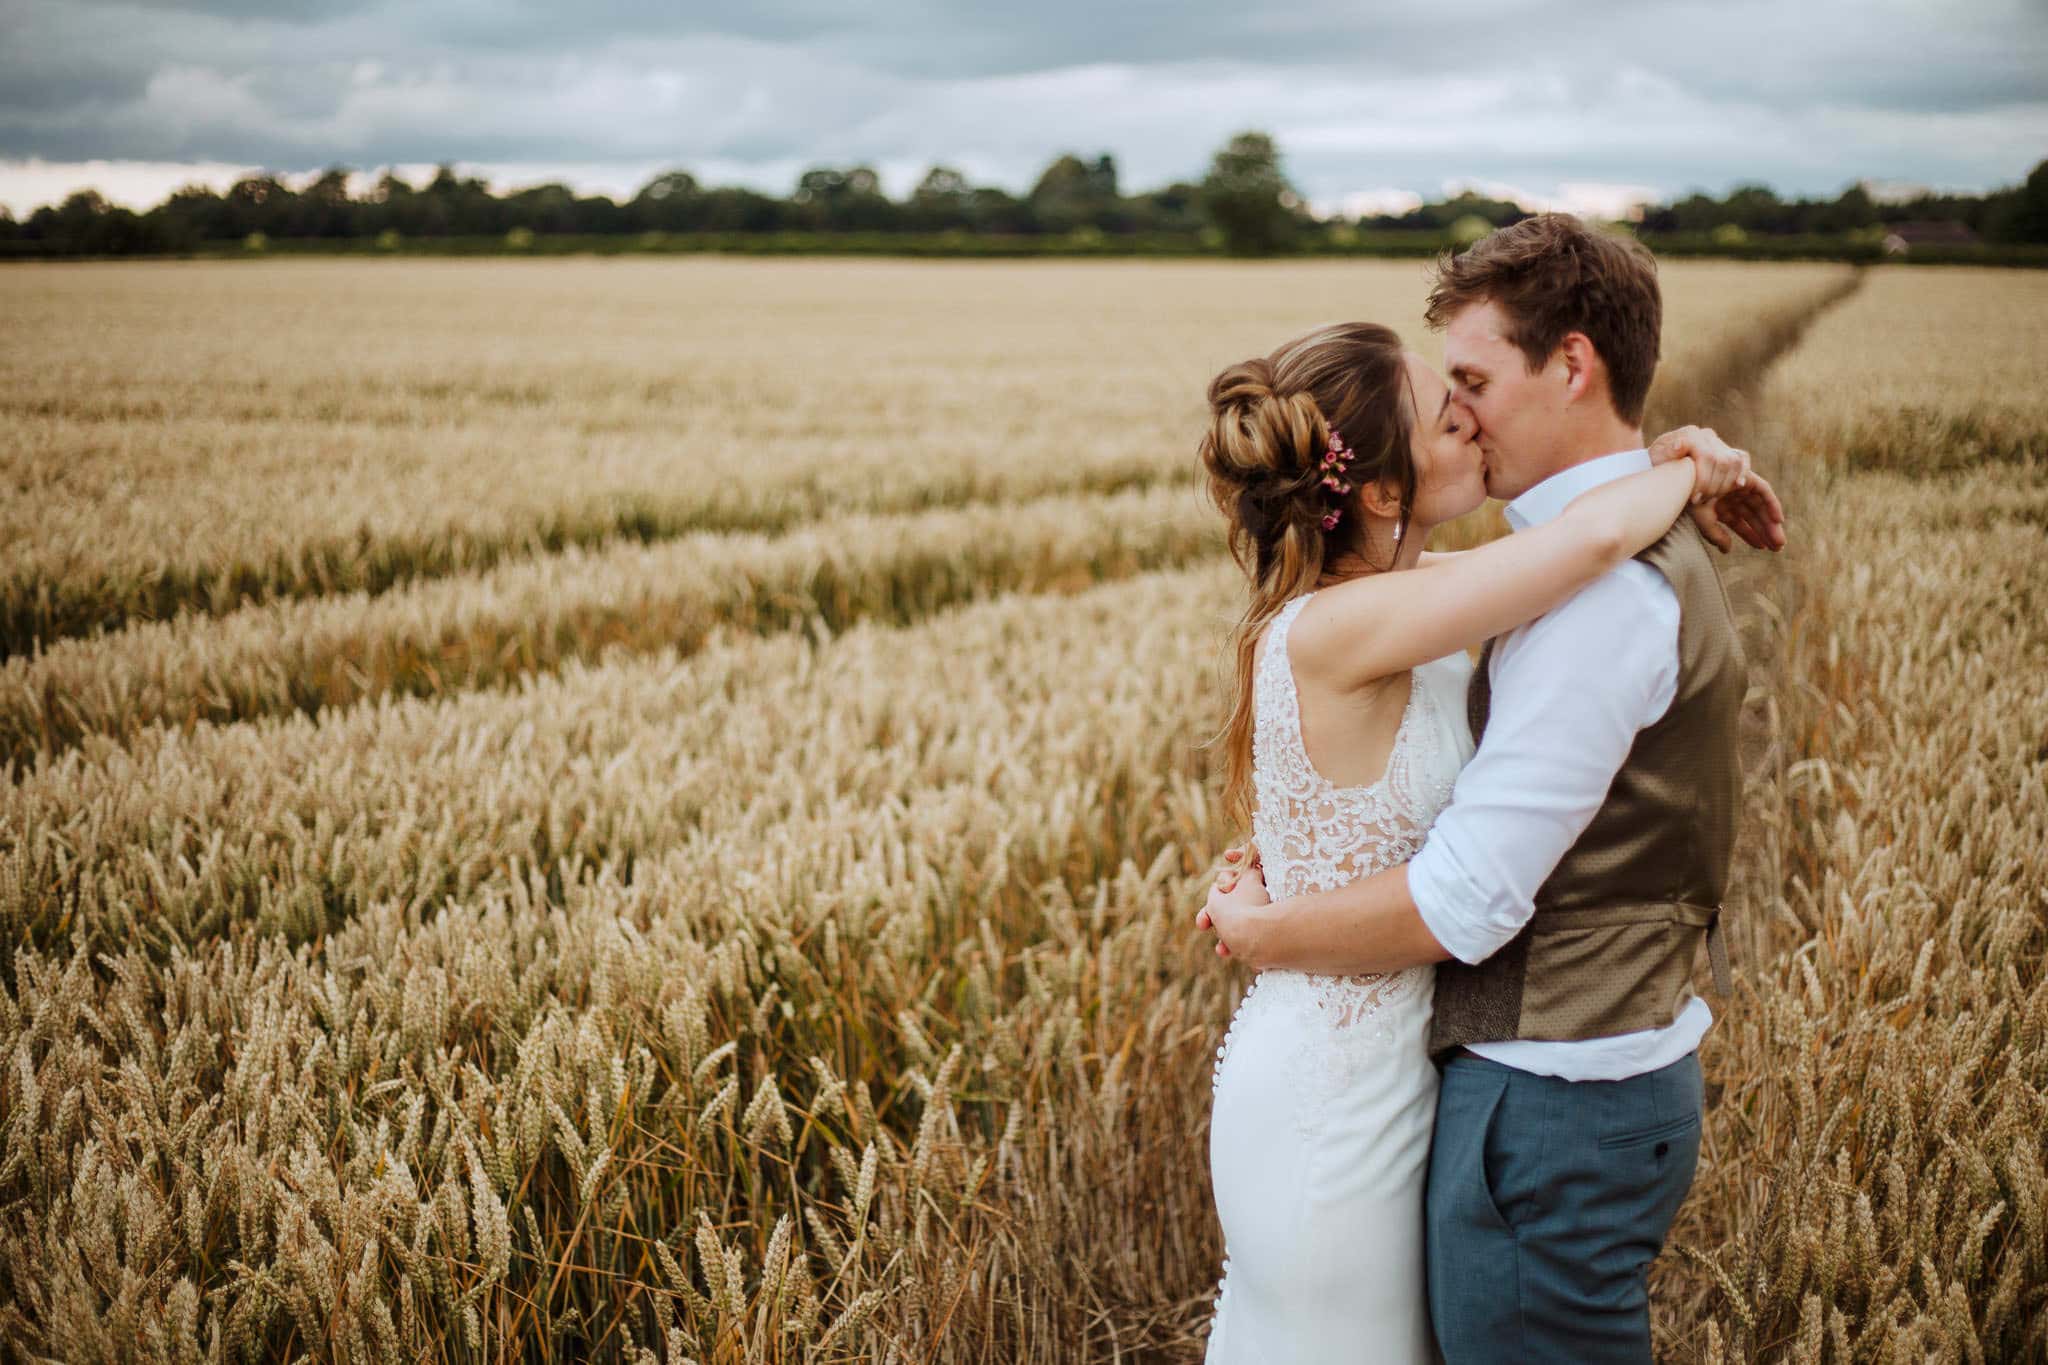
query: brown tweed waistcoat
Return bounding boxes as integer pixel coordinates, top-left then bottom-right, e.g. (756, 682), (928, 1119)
(1427, 515), (1743, 1060)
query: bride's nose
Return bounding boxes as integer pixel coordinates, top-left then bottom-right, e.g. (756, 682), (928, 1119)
(1452, 400), (1481, 440)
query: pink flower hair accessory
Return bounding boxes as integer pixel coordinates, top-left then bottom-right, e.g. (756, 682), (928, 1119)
(1317, 426), (1355, 531)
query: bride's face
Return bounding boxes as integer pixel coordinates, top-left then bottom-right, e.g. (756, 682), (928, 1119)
(1400, 353), (1487, 527)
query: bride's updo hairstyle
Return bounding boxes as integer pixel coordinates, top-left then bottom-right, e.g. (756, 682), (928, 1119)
(1197, 321), (1418, 826)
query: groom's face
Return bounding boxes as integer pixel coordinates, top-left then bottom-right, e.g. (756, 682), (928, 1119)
(1443, 299), (1566, 501)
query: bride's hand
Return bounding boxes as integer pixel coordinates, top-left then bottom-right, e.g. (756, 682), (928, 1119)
(1197, 841), (1270, 960)
(1649, 425), (1751, 504)
(1691, 473), (1787, 553)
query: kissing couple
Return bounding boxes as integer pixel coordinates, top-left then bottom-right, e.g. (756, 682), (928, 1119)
(1192, 213), (1784, 1363)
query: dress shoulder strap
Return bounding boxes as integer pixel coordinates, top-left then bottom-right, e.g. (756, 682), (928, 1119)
(1256, 593), (1316, 693)
(1269, 591), (1315, 652)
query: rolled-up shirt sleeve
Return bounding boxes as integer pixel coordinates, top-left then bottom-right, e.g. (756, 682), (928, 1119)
(1409, 562), (1680, 965)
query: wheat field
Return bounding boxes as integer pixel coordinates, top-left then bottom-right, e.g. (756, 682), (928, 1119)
(0, 256), (2040, 1362)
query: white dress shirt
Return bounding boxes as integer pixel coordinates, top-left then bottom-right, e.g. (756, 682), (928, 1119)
(1408, 447), (1713, 1082)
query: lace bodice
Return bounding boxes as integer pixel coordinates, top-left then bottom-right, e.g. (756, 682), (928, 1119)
(1251, 592), (1467, 904)
(1212, 591), (1475, 1108)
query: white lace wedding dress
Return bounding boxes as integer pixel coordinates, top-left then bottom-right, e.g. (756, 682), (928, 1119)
(1205, 590), (1475, 1364)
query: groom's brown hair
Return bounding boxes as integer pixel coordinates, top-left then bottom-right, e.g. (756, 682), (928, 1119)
(1424, 213), (1662, 425)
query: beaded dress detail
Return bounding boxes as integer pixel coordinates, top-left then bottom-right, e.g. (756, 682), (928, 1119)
(1204, 590), (1475, 1365)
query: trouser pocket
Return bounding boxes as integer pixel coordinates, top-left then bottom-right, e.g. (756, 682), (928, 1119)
(1425, 1061), (1521, 1363)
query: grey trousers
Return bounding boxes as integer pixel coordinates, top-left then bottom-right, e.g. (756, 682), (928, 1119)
(1425, 1048), (1703, 1364)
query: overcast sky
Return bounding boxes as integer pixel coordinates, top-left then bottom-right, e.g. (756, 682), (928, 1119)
(3, 0), (2045, 219)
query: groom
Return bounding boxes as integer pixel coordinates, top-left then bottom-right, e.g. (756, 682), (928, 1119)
(1198, 213), (1782, 1361)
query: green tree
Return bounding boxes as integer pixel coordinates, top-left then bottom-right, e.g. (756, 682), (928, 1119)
(638, 170), (700, 202)
(1721, 183), (1788, 233)
(630, 171), (703, 231)
(1128, 179), (1204, 234)
(966, 186), (1034, 234)
(420, 164), (499, 234)
(1029, 152), (1120, 232)
(1199, 131), (1302, 255)
(223, 175), (297, 238)
(1407, 189), (1524, 231)
(915, 166), (970, 199)
(909, 166), (974, 230)
(1818, 183), (1878, 233)
(371, 169), (414, 203)
(295, 165), (356, 237)
(792, 165), (895, 230)
(152, 183), (230, 246)
(1988, 159), (2048, 243)
(507, 182), (578, 234)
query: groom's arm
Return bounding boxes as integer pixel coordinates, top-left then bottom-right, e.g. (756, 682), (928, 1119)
(1225, 565), (1679, 975)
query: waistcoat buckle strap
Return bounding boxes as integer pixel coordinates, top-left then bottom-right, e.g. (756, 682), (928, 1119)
(1706, 913), (1732, 996)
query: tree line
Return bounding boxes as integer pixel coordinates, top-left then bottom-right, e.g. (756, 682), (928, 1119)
(4, 131), (2044, 259)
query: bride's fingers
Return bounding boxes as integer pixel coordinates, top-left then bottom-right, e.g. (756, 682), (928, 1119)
(1695, 454), (1739, 503)
(1717, 451), (1746, 496)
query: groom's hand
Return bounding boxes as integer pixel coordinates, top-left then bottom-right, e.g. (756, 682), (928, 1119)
(1691, 471), (1786, 553)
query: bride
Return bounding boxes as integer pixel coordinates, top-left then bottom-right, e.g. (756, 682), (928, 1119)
(1192, 321), (1753, 1363)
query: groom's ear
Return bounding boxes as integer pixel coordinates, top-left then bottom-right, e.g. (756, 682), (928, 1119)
(1557, 331), (1604, 405)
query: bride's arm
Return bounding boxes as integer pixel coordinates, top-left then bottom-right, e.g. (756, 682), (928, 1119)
(1414, 426), (1775, 570)
(1416, 432), (1783, 566)
(1292, 450), (1732, 691)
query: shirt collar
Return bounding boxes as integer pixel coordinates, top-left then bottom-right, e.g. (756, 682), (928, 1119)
(1504, 447), (1652, 533)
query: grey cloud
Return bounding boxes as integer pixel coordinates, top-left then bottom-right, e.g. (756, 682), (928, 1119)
(32, 0), (2048, 102)
(103, 0), (381, 19)
(0, 60), (154, 116)
(392, 0), (2048, 116)
(2, 0), (2043, 206)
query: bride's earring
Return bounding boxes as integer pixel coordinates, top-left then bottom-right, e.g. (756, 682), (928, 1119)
(1394, 515), (1406, 548)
